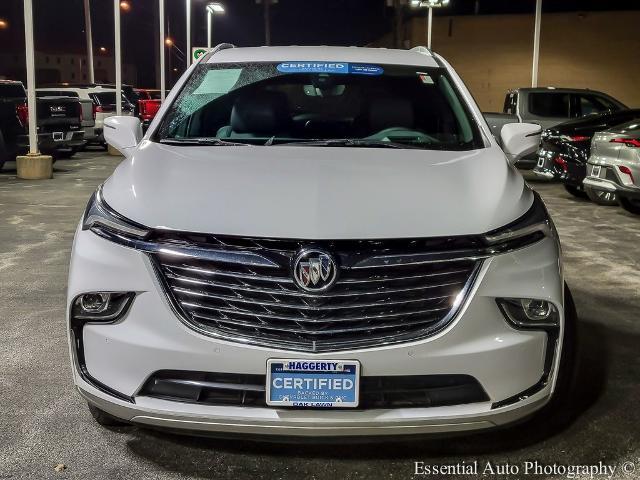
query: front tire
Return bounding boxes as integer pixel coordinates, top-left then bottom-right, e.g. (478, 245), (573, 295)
(585, 186), (617, 205)
(564, 184), (588, 199)
(87, 403), (129, 427)
(0, 129), (9, 171)
(619, 196), (640, 215)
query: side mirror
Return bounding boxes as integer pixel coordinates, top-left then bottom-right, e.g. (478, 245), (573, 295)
(104, 116), (142, 158)
(500, 122), (542, 165)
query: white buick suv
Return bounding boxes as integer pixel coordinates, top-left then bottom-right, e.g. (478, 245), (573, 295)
(67, 45), (576, 438)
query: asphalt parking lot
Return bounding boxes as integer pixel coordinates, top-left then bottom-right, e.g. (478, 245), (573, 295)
(1, 151), (639, 480)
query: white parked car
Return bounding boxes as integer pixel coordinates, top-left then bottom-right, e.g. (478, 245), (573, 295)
(67, 45), (576, 438)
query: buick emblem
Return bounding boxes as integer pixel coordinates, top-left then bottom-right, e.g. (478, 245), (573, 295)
(292, 249), (338, 292)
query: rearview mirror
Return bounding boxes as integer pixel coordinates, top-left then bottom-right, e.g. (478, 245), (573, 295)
(500, 123), (542, 165)
(104, 116), (143, 158)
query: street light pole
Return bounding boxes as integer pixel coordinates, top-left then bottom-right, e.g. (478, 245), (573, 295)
(264, 0), (271, 46)
(206, 4), (224, 49)
(159, 0), (166, 101)
(114, 0), (122, 116)
(427, 6), (432, 49)
(531, 0), (542, 87)
(18, 0), (53, 178)
(23, 0), (38, 155)
(83, 0), (95, 84)
(185, 0), (191, 65)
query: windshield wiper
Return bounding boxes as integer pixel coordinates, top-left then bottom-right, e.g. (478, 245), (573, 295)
(159, 138), (251, 146)
(277, 139), (417, 149)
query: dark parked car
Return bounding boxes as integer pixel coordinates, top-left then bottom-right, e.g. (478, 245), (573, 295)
(484, 87), (627, 169)
(0, 80), (84, 170)
(533, 108), (640, 204)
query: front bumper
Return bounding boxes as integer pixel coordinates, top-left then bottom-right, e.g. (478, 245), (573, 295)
(67, 228), (564, 437)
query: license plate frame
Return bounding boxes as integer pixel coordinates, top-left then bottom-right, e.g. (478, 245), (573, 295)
(591, 165), (601, 178)
(266, 359), (360, 408)
(53, 131), (64, 142)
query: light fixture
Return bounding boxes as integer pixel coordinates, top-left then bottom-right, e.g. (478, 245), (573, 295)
(164, 37), (174, 47)
(119, 1), (131, 12)
(206, 2), (225, 14)
(0, 18), (8, 30)
(99, 46), (107, 53)
(410, 0), (449, 7)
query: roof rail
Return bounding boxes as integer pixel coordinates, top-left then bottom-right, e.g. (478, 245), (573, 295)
(410, 46), (433, 56)
(201, 43), (236, 63)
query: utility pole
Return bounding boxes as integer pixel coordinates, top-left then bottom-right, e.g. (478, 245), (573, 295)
(83, 0), (95, 84)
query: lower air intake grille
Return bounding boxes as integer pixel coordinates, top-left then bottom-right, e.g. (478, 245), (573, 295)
(140, 371), (489, 409)
(149, 234), (482, 352)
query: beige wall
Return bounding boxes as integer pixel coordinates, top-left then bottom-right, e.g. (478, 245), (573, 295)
(404, 11), (640, 112)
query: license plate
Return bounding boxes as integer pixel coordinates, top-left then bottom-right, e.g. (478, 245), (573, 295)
(537, 155), (545, 168)
(53, 132), (64, 141)
(591, 165), (601, 177)
(266, 359), (360, 408)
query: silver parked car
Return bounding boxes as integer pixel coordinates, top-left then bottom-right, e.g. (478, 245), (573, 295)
(584, 120), (640, 215)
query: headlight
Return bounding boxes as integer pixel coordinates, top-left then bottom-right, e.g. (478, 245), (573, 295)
(496, 298), (559, 330)
(482, 191), (556, 252)
(82, 186), (149, 239)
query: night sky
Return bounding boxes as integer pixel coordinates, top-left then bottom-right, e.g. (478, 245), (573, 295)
(1, 0), (639, 87)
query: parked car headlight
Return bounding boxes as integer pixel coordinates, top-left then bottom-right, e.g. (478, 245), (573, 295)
(82, 186), (149, 239)
(482, 191), (556, 252)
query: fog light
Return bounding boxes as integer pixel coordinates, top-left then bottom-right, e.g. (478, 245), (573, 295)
(496, 298), (559, 330)
(79, 293), (110, 313)
(72, 292), (135, 322)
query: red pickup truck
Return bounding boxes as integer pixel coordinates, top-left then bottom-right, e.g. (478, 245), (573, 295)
(135, 89), (161, 131)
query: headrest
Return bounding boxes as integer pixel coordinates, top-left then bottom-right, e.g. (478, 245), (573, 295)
(368, 97), (414, 132)
(230, 91), (290, 134)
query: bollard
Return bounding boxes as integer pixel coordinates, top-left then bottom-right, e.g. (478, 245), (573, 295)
(16, 153), (53, 180)
(108, 144), (123, 157)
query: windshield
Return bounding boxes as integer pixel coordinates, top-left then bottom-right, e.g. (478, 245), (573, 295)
(155, 62), (484, 150)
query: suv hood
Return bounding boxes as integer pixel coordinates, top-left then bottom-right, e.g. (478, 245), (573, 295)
(102, 141), (531, 239)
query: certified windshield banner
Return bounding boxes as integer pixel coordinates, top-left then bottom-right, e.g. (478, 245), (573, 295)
(277, 62), (383, 75)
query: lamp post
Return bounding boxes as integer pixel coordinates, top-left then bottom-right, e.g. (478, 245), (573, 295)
(159, 0), (165, 101)
(256, 0), (277, 46)
(83, 0), (95, 84)
(206, 3), (225, 49)
(185, 0), (191, 65)
(531, 0), (542, 87)
(17, 0), (53, 180)
(23, 0), (38, 156)
(410, 0), (450, 49)
(114, 0), (122, 116)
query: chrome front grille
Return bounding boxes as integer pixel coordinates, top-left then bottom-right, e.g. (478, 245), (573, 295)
(150, 234), (482, 352)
